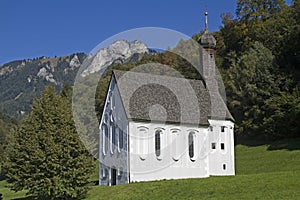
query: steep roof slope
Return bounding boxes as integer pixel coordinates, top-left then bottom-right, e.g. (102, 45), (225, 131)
(113, 70), (233, 126)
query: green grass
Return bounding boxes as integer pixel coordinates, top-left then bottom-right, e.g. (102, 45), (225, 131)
(0, 180), (28, 200)
(1, 138), (300, 199)
(87, 171), (300, 200)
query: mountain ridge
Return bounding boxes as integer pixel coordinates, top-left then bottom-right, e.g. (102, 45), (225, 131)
(0, 40), (151, 117)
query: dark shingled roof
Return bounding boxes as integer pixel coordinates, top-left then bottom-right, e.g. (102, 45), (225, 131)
(198, 32), (216, 49)
(113, 70), (233, 126)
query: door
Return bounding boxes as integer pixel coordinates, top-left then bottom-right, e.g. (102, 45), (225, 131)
(111, 168), (117, 186)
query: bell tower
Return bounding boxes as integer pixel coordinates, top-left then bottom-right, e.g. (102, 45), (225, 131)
(198, 12), (217, 90)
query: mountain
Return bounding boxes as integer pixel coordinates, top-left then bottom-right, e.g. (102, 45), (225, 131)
(0, 40), (150, 117)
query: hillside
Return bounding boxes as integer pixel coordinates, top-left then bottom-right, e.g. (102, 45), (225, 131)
(1, 138), (299, 199)
(0, 53), (86, 117)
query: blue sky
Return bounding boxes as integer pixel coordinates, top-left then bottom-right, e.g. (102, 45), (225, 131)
(0, 0), (292, 65)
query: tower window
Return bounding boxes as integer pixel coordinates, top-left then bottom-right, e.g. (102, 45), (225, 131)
(209, 126), (213, 131)
(210, 53), (213, 59)
(211, 143), (216, 149)
(221, 143), (225, 150)
(221, 126), (226, 132)
(223, 164), (226, 170)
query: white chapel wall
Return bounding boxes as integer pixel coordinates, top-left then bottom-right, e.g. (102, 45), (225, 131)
(129, 121), (210, 182)
(99, 77), (129, 185)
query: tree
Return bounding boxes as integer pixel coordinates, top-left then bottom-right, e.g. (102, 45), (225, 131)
(224, 42), (276, 137)
(236, 0), (287, 21)
(223, 41), (300, 140)
(3, 85), (94, 199)
(0, 112), (18, 174)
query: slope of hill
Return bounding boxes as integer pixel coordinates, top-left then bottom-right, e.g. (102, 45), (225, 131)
(0, 53), (86, 117)
(1, 138), (299, 199)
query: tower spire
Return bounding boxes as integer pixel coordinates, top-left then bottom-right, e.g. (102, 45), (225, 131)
(205, 11), (209, 33)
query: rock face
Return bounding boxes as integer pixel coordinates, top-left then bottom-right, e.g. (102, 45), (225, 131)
(81, 40), (149, 77)
(37, 67), (57, 84)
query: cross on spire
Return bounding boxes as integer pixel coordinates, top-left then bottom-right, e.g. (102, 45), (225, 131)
(205, 11), (209, 33)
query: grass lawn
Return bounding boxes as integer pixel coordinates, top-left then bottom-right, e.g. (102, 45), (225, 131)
(1, 138), (300, 199)
(0, 180), (28, 200)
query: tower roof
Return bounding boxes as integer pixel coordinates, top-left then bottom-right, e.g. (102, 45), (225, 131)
(198, 11), (216, 48)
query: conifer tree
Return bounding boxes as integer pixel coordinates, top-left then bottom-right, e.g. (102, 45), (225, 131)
(4, 85), (94, 199)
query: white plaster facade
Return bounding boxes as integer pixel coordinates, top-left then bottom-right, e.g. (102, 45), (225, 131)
(99, 75), (235, 186)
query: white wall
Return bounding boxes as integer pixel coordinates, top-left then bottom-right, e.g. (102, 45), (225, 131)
(129, 121), (210, 182)
(207, 119), (235, 176)
(99, 77), (129, 186)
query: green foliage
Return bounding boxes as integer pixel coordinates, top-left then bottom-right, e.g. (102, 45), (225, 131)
(217, 1), (300, 141)
(223, 42), (300, 139)
(0, 113), (18, 174)
(3, 85), (94, 199)
(236, 0), (286, 21)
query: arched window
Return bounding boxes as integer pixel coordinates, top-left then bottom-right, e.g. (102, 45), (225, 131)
(118, 126), (123, 152)
(102, 124), (109, 155)
(155, 130), (162, 158)
(138, 127), (148, 160)
(188, 131), (196, 160)
(111, 123), (116, 154)
(111, 94), (115, 110)
(171, 129), (181, 161)
(104, 114), (108, 124)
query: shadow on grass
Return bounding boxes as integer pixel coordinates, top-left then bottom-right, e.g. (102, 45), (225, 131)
(235, 136), (300, 151)
(0, 174), (5, 181)
(267, 138), (300, 151)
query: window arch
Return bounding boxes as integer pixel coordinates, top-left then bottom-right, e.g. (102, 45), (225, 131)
(102, 124), (109, 155)
(155, 129), (163, 158)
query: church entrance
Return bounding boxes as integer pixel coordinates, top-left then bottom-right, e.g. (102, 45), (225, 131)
(111, 168), (117, 186)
